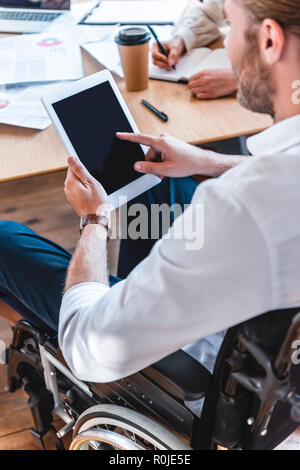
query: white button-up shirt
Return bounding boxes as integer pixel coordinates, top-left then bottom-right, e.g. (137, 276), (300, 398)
(59, 114), (300, 387)
(173, 0), (225, 51)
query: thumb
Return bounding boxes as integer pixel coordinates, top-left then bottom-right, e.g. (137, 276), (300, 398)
(68, 156), (91, 184)
(134, 160), (166, 176)
(168, 46), (180, 66)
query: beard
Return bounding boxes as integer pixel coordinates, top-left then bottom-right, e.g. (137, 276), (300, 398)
(232, 29), (276, 118)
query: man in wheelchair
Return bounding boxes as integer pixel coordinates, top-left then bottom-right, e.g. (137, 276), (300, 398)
(0, 0), (300, 450)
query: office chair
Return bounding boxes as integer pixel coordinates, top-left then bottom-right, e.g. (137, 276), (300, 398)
(5, 307), (300, 450)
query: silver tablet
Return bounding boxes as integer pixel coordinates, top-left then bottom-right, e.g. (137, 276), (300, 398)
(42, 70), (161, 209)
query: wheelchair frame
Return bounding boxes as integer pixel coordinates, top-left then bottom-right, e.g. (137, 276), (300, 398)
(5, 308), (300, 450)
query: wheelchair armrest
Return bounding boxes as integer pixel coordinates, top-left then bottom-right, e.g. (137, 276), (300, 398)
(142, 350), (212, 402)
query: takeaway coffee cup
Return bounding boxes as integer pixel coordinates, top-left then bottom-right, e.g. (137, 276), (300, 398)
(115, 27), (151, 92)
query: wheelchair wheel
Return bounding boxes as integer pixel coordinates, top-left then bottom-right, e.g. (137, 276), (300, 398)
(70, 404), (191, 450)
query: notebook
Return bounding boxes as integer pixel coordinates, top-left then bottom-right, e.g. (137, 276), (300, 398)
(82, 0), (188, 25)
(149, 48), (231, 83)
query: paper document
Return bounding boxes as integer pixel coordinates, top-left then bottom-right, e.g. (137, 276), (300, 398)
(76, 25), (114, 46)
(44, 6), (114, 46)
(83, 0), (188, 25)
(149, 48), (232, 82)
(0, 30), (83, 86)
(84, 39), (124, 76)
(70, 0), (99, 24)
(44, 0), (99, 32)
(0, 82), (70, 130)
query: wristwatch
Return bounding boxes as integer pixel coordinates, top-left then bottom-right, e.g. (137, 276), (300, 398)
(79, 214), (111, 239)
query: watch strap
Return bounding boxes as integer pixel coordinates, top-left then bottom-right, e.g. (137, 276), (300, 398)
(80, 214), (111, 239)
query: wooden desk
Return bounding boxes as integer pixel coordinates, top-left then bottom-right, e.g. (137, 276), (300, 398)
(0, 14), (272, 183)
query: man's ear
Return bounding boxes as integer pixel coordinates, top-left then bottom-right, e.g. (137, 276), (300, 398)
(259, 18), (285, 65)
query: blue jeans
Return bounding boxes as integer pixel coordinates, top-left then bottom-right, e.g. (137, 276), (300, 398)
(0, 177), (198, 335)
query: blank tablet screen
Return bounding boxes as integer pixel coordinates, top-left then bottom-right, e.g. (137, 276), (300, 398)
(52, 80), (145, 194)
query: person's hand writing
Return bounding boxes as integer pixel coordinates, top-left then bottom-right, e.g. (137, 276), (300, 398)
(64, 156), (108, 217)
(188, 68), (237, 99)
(152, 35), (186, 70)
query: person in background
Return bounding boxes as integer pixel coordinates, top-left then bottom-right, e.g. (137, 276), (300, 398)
(152, 0), (238, 99)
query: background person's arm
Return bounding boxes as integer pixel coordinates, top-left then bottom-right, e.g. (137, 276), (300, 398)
(152, 1), (237, 98)
(188, 68), (237, 99)
(152, 0), (225, 69)
(173, 0), (226, 51)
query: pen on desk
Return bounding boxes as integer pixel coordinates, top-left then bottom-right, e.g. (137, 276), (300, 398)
(141, 99), (168, 122)
(147, 25), (176, 70)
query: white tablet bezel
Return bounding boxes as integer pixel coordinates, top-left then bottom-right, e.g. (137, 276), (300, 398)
(42, 69), (161, 210)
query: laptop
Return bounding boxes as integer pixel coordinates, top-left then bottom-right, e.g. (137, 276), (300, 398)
(0, 0), (71, 33)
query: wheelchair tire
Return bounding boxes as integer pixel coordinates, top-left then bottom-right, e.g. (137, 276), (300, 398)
(71, 404), (192, 450)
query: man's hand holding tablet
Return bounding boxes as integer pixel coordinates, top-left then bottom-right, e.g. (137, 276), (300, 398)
(42, 70), (161, 210)
(64, 156), (109, 218)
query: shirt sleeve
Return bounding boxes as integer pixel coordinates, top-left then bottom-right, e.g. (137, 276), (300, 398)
(58, 180), (273, 383)
(173, 0), (226, 51)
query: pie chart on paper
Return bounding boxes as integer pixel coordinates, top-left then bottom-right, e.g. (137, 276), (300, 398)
(37, 38), (63, 47)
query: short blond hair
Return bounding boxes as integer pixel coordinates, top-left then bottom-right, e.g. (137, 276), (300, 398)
(240, 0), (300, 38)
